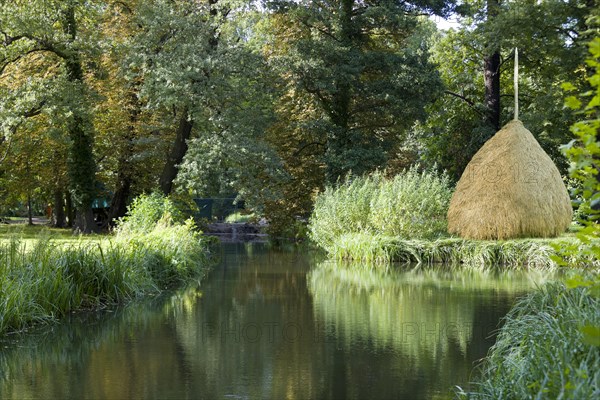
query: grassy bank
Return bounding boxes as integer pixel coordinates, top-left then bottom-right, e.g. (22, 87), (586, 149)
(0, 223), (102, 243)
(326, 232), (586, 268)
(459, 281), (600, 399)
(0, 195), (216, 335)
(307, 169), (593, 268)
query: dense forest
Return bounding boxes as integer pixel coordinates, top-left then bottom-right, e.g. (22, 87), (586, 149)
(1, 0), (598, 234)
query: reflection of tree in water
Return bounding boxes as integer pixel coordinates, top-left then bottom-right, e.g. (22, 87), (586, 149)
(171, 244), (329, 399)
(0, 245), (553, 400)
(0, 288), (198, 399)
(307, 261), (552, 397)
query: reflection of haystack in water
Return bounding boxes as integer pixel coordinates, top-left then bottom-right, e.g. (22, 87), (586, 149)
(448, 119), (572, 240)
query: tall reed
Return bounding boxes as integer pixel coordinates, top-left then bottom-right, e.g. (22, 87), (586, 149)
(459, 282), (600, 399)
(309, 167), (453, 251)
(0, 194), (215, 335)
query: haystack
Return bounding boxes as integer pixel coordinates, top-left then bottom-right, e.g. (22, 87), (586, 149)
(447, 119), (572, 239)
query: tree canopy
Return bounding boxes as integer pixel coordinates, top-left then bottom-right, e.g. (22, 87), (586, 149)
(0, 0), (597, 235)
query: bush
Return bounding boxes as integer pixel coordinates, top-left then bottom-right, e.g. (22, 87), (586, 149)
(225, 211), (257, 224)
(309, 167), (453, 251)
(116, 192), (184, 235)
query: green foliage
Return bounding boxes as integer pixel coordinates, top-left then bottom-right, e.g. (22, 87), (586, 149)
(309, 167), (453, 251)
(115, 192), (184, 235)
(421, 1), (596, 179)
(224, 212), (257, 224)
(562, 37), (600, 223)
(328, 232), (576, 268)
(458, 282), (600, 399)
(553, 38), (600, 265)
(0, 193), (215, 335)
(266, 0), (449, 186)
(0, 0), (102, 224)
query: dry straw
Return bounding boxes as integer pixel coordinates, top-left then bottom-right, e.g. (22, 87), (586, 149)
(447, 48), (572, 240)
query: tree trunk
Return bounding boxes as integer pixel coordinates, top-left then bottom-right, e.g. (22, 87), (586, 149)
(27, 192), (33, 226)
(484, 0), (501, 131)
(66, 192), (74, 228)
(53, 190), (66, 228)
(63, 4), (98, 233)
(108, 178), (131, 225)
(158, 0), (223, 195)
(159, 109), (193, 195)
(108, 92), (139, 225)
(74, 208), (97, 234)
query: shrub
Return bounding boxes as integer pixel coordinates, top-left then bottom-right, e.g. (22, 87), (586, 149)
(116, 192), (184, 235)
(309, 167), (453, 251)
(225, 211), (257, 224)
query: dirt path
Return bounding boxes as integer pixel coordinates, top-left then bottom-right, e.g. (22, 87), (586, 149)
(1, 217), (50, 225)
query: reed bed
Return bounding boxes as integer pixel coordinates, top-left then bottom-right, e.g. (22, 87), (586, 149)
(0, 211), (215, 335)
(459, 281), (600, 399)
(328, 232), (584, 269)
(309, 168), (453, 250)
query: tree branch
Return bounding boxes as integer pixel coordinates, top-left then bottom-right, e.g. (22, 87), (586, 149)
(444, 90), (484, 117)
(0, 48), (59, 76)
(0, 102), (46, 166)
(293, 141), (325, 157)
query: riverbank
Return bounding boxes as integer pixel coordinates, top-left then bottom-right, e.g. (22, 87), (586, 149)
(459, 280), (600, 399)
(324, 232), (589, 268)
(0, 219), (216, 336)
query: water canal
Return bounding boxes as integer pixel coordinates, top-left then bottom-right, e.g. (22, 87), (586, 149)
(0, 243), (553, 399)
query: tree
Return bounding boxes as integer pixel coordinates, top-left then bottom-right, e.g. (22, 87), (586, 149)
(129, 0), (237, 196)
(0, 0), (104, 232)
(266, 0), (455, 184)
(483, 0), (500, 131)
(173, 7), (287, 212)
(420, 0), (599, 179)
(93, 0), (150, 225)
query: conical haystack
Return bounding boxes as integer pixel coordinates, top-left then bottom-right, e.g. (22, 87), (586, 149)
(447, 119), (572, 240)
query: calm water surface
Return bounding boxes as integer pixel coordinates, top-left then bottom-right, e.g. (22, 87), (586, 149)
(0, 243), (553, 399)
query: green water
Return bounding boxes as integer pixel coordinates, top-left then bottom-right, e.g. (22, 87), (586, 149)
(0, 243), (553, 399)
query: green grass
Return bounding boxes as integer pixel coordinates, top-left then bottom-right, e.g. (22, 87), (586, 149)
(0, 220), (215, 336)
(224, 212), (256, 224)
(459, 281), (600, 399)
(326, 232), (587, 268)
(0, 224), (89, 239)
(309, 168), (453, 250)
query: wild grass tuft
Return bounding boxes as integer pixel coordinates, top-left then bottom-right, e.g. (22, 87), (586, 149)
(309, 167), (453, 251)
(0, 194), (215, 335)
(328, 232), (578, 269)
(459, 281), (600, 399)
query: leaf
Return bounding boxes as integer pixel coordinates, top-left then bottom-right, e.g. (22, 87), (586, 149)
(561, 82), (577, 92)
(565, 96), (582, 110)
(580, 325), (600, 347)
(549, 254), (567, 266)
(589, 38), (600, 58)
(565, 275), (592, 289)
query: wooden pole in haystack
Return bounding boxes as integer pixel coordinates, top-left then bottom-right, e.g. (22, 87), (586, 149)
(447, 48), (572, 240)
(514, 47), (518, 121)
